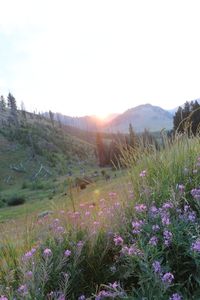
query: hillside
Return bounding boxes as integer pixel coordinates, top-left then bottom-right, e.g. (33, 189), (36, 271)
(0, 108), (96, 190)
(104, 104), (173, 133)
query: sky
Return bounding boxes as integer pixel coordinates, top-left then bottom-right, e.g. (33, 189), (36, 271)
(1, 0), (200, 117)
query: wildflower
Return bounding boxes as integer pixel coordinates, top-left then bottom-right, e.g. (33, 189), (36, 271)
(152, 261), (162, 274)
(0, 296), (8, 300)
(162, 202), (173, 210)
(140, 170), (147, 177)
(152, 224), (160, 232)
(77, 241), (84, 248)
(191, 239), (200, 252)
(25, 271), (33, 278)
(22, 248), (36, 261)
(64, 249), (71, 257)
(58, 293), (65, 300)
(162, 272), (174, 284)
(161, 211), (170, 226)
(163, 230), (173, 246)
(149, 236), (158, 246)
(187, 211), (196, 222)
(114, 235), (124, 246)
(109, 282), (118, 289)
(132, 220), (144, 234)
(43, 248), (52, 257)
(55, 226), (65, 234)
(85, 211), (90, 216)
(18, 284), (28, 296)
(135, 203), (147, 213)
(178, 184), (185, 193)
(169, 293), (182, 300)
(191, 188), (200, 200)
(128, 244), (142, 256)
(78, 296), (86, 300)
(149, 205), (159, 218)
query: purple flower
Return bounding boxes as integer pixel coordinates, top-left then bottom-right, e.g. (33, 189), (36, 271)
(152, 224), (160, 232)
(162, 272), (174, 285)
(149, 236), (158, 246)
(187, 211), (196, 222)
(140, 170), (147, 177)
(163, 230), (173, 246)
(161, 212), (170, 226)
(152, 261), (162, 274)
(169, 293), (182, 300)
(64, 249), (71, 257)
(25, 271), (33, 278)
(178, 184), (185, 193)
(114, 235), (124, 246)
(162, 202), (173, 210)
(128, 244), (142, 256)
(0, 296), (8, 300)
(22, 248), (36, 261)
(191, 188), (200, 200)
(78, 296), (86, 300)
(109, 281), (118, 289)
(77, 241), (84, 248)
(135, 204), (147, 213)
(149, 205), (159, 218)
(191, 239), (200, 252)
(43, 248), (52, 257)
(54, 226), (65, 235)
(18, 284), (28, 296)
(132, 220), (144, 234)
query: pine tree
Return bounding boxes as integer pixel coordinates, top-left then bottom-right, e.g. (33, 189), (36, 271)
(7, 92), (18, 124)
(0, 95), (6, 112)
(49, 110), (55, 128)
(129, 123), (137, 148)
(96, 132), (106, 167)
(173, 101), (200, 135)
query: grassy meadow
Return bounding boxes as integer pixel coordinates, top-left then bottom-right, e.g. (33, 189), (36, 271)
(0, 133), (200, 299)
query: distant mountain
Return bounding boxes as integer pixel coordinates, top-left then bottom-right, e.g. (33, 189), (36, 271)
(103, 104), (173, 133)
(103, 113), (119, 122)
(54, 113), (103, 131)
(45, 104), (176, 133)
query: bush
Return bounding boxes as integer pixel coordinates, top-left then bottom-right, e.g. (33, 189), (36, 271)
(7, 195), (26, 206)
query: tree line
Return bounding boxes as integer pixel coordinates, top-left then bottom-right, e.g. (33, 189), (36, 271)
(173, 100), (200, 135)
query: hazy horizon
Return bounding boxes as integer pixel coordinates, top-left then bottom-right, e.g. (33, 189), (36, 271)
(1, 1), (200, 117)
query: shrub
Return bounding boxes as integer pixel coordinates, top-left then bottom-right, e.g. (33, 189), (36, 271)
(7, 195), (26, 206)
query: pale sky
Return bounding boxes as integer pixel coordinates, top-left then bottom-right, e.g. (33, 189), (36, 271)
(1, 0), (200, 117)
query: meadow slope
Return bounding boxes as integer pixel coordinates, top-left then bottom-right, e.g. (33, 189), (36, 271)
(0, 134), (200, 299)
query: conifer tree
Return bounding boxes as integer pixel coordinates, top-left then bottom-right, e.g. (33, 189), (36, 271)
(129, 123), (137, 148)
(0, 95), (6, 112)
(96, 132), (106, 167)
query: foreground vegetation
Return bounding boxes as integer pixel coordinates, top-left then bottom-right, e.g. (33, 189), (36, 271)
(0, 133), (200, 299)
